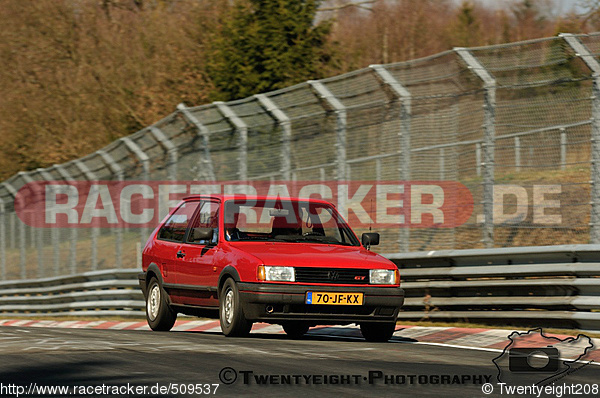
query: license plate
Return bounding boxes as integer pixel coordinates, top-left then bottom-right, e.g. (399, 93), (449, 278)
(306, 292), (363, 305)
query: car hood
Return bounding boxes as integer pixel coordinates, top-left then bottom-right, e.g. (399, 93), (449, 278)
(230, 242), (395, 269)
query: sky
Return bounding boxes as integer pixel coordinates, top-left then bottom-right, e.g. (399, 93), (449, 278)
(337, 0), (587, 16)
(466, 0), (584, 15)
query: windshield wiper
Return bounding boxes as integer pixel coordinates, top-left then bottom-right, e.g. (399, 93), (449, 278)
(278, 236), (339, 244)
(235, 236), (287, 242)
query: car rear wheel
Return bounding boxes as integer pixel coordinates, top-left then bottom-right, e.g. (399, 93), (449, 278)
(219, 278), (252, 337)
(146, 277), (177, 331)
(360, 322), (396, 342)
(282, 322), (310, 339)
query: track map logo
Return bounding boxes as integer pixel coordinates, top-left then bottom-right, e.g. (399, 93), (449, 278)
(492, 328), (594, 386)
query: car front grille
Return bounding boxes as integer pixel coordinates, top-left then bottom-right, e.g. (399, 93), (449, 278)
(294, 267), (370, 284)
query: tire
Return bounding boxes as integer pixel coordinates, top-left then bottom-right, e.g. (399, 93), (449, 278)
(282, 322), (310, 339)
(219, 278), (252, 337)
(360, 322), (396, 342)
(146, 277), (177, 331)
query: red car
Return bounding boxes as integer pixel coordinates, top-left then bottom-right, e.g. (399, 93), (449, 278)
(138, 195), (404, 342)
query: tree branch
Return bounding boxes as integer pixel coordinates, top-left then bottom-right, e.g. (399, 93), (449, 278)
(317, 0), (378, 13)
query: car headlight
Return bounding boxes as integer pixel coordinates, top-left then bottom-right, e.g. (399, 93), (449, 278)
(369, 269), (397, 285)
(258, 266), (295, 282)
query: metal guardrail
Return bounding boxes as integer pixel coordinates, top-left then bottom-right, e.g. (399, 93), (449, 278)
(0, 245), (598, 331)
(0, 269), (143, 317)
(386, 244), (600, 331)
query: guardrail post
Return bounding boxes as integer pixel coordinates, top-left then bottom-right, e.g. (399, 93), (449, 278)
(215, 102), (248, 181)
(36, 168), (61, 276)
(561, 34), (600, 243)
(149, 126), (178, 181)
(3, 182), (25, 278)
(255, 94), (292, 180)
(308, 81), (347, 182)
(177, 103), (216, 181)
(52, 165), (78, 274)
(0, 197), (5, 280)
(456, 48), (496, 248)
(120, 137), (150, 255)
(371, 65), (412, 252)
(73, 160), (99, 271)
(97, 150), (124, 269)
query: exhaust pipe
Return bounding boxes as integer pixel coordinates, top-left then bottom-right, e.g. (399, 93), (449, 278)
(265, 305), (274, 314)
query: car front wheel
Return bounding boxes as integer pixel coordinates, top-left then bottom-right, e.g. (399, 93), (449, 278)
(360, 322), (396, 342)
(146, 277), (177, 331)
(219, 278), (252, 337)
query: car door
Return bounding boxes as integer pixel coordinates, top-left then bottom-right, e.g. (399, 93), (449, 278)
(153, 200), (201, 285)
(174, 199), (221, 306)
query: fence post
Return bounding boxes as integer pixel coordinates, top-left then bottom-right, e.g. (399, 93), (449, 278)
(255, 94), (292, 180)
(120, 137), (151, 251)
(17, 171), (46, 277)
(440, 148), (445, 180)
(308, 80), (347, 215)
(308, 81), (347, 182)
(561, 34), (600, 243)
(0, 197), (4, 280)
(177, 103), (216, 181)
(456, 48), (496, 248)
(371, 64), (412, 252)
(215, 102), (248, 181)
(52, 165), (78, 274)
(514, 137), (521, 172)
(73, 160), (99, 271)
(97, 150), (124, 269)
(3, 182), (25, 278)
(36, 168), (61, 276)
(560, 129), (567, 171)
(149, 126), (178, 181)
(476, 143), (482, 177)
(120, 137), (150, 180)
(9, 212), (15, 249)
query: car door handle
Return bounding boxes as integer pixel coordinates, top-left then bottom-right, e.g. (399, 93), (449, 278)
(176, 250), (186, 258)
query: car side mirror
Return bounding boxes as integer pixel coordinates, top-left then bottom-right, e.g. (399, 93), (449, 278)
(361, 232), (380, 249)
(190, 227), (213, 242)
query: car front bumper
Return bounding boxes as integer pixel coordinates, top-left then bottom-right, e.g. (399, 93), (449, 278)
(237, 282), (404, 324)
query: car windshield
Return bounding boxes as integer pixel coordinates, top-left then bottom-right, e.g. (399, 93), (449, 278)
(223, 199), (360, 246)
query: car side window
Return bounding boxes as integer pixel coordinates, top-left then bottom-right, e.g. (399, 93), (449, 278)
(157, 201), (200, 242)
(186, 200), (220, 245)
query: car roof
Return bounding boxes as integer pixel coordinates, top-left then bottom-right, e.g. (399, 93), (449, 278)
(182, 194), (334, 206)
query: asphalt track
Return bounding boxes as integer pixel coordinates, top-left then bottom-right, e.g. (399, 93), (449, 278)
(0, 325), (598, 397)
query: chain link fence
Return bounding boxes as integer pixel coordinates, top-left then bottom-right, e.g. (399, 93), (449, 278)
(1, 33), (600, 281)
